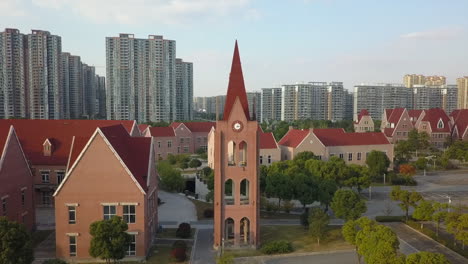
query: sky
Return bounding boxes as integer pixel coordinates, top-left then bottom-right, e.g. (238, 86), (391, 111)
(1, 0), (468, 96)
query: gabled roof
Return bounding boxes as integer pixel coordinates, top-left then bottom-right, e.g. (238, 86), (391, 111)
(138, 124), (149, 134)
(278, 129), (310, 148)
(171, 122), (216, 133)
(0, 125), (10, 158)
(421, 108), (451, 133)
(259, 132), (278, 149)
(0, 119), (136, 166)
(383, 127), (395, 137)
(313, 128), (390, 146)
(450, 109), (468, 139)
(149, 127), (175, 137)
(408, 109), (423, 124)
(387, 108), (405, 124)
(385, 109), (394, 120)
(356, 109), (370, 123)
(223, 41), (250, 121)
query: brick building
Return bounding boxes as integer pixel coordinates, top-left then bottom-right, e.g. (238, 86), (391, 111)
(354, 109), (374, 132)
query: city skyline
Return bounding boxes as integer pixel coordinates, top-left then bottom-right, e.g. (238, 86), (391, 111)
(2, 0), (468, 96)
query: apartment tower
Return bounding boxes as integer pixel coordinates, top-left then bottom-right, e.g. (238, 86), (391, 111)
(457, 77), (468, 109)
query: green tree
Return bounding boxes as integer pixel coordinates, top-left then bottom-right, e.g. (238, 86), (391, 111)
(158, 162), (185, 192)
(446, 213), (468, 249)
(445, 212), (462, 246)
(0, 217), (34, 264)
(356, 224), (402, 264)
(259, 165), (269, 194)
(317, 179), (337, 210)
(201, 166), (212, 177)
(189, 159), (202, 170)
(412, 200), (434, 229)
(293, 173), (317, 208)
(306, 156), (348, 187)
(395, 140), (413, 165)
(366, 150), (390, 181)
(265, 172), (294, 207)
(308, 208), (330, 245)
(293, 151), (318, 168)
(342, 217), (376, 264)
(390, 186), (422, 221)
(331, 189), (367, 221)
(405, 252), (450, 264)
(432, 202), (448, 237)
(206, 171), (214, 191)
(89, 216), (131, 263)
(180, 161), (188, 170)
(343, 164), (371, 193)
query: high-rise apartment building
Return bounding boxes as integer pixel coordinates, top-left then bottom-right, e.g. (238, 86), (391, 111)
(413, 85), (457, 114)
(457, 77), (468, 109)
(247, 91), (261, 120)
(260, 88), (282, 122)
(344, 90), (354, 120)
(327, 82), (345, 121)
(193, 95), (226, 119)
(97, 76), (106, 118)
(25, 30), (62, 119)
(0, 28), (26, 118)
(82, 64), (97, 118)
(106, 34), (189, 123)
(61, 53), (83, 119)
(404, 74), (446, 88)
(354, 84), (413, 120)
(175, 59), (193, 121)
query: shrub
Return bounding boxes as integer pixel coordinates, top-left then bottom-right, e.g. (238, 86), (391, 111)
(260, 196), (268, 210)
(391, 174), (417, 186)
(282, 200), (294, 213)
(171, 247), (186, 262)
(203, 208), (214, 218)
(176, 223), (191, 238)
(375, 215), (407, 222)
(300, 210), (309, 228)
(216, 254), (234, 264)
(42, 260), (67, 264)
(172, 240), (187, 250)
(260, 240), (293, 255)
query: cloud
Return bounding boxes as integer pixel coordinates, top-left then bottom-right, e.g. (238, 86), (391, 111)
(31, 0), (253, 25)
(0, 0), (27, 17)
(400, 26), (465, 40)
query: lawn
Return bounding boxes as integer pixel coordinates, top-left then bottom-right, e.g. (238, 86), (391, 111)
(226, 225), (353, 258)
(158, 228), (196, 239)
(88, 246), (191, 264)
(260, 211), (300, 220)
(189, 198), (213, 220)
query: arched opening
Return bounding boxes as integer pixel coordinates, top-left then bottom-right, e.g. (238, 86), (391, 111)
(225, 218), (235, 246)
(228, 141), (236, 166)
(224, 179), (234, 205)
(240, 179), (249, 205)
(239, 141), (247, 166)
(240, 217), (250, 245)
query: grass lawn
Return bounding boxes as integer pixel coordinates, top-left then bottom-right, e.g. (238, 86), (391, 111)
(226, 225), (353, 258)
(31, 230), (53, 248)
(88, 246), (191, 264)
(260, 211), (300, 220)
(158, 228), (196, 239)
(190, 198), (213, 220)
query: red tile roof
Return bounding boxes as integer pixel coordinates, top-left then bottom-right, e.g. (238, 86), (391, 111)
(357, 109), (370, 123)
(0, 125), (11, 157)
(385, 109), (394, 120)
(99, 125), (151, 191)
(313, 128), (390, 146)
(171, 122), (215, 133)
(278, 129), (310, 148)
(421, 108), (451, 133)
(408, 109), (423, 122)
(388, 108), (405, 124)
(138, 124), (149, 134)
(223, 41), (250, 121)
(450, 109), (468, 139)
(0, 119), (136, 166)
(259, 132), (278, 149)
(149, 127), (175, 137)
(383, 127), (395, 137)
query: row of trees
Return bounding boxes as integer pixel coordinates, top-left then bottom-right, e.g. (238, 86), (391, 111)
(343, 217), (449, 264)
(260, 151), (389, 209)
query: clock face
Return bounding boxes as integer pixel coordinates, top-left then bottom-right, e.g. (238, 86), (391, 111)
(232, 121), (243, 132)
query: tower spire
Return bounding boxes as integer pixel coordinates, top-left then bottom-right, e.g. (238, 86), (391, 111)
(223, 41), (250, 120)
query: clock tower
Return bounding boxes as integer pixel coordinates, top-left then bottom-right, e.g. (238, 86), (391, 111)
(213, 41), (259, 249)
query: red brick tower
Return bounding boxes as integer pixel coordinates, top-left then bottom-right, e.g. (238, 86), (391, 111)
(213, 41), (259, 249)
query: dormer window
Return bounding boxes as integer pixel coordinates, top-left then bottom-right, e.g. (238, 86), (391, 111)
(437, 119), (444, 129)
(43, 139), (52, 157)
(391, 123), (395, 128)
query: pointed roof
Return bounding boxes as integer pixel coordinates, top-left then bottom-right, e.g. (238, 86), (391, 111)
(223, 41), (250, 120)
(356, 109), (370, 123)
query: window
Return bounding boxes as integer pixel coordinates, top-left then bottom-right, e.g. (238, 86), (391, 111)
(348, 153), (353, 161)
(197, 137), (201, 143)
(437, 119), (444, 129)
(268, 155), (272, 164)
(21, 190), (25, 207)
(41, 171), (50, 183)
(186, 137), (190, 144)
(157, 141), (161, 148)
(183, 146), (189, 153)
(69, 236), (77, 257)
(103, 205), (116, 220)
(180, 138), (184, 144)
(123, 205), (136, 223)
(203, 137), (207, 143)
(57, 172), (65, 185)
(259, 155), (263, 164)
(42, 192), (51, 206)
(167, 140), (172, 148)
(339, 153), (344, 159)
(1, 198), (6, 216)
(68, 206), (76, 224)
(330, 153), (335, 157)
(357, 152), (362, 160)
(126, 234), (136, 256)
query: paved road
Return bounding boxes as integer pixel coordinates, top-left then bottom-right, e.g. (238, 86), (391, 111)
(385, 222), (466, 264)
(158, 190), (197, 224)
(191, 228), (216, 264)
(262, 251), (356, 264)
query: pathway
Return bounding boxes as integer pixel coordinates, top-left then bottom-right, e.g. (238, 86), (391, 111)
(158, 190), (197, 224)
(191, 228), (216, 264)
(32, 231), (56, 264)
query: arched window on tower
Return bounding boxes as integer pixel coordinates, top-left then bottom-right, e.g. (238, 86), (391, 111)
(239, 141), (247, 167)
(240, 217), (250, 245)
(224, 179), (234, 205)
(228, 141), (236, 166)
(225, 218), (235, 246)
(240, 179), (249, 205)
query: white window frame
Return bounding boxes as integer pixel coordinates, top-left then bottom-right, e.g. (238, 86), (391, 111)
(167, 140), (172, 148)
(259, 155), (263, 164)
(357, 152), (362, 161)
(69, 236), (77, 257)
(57, 171), (65, 185)
(41, 171), (50, 184)
(126, 234), (136, 256)
(103, 205), (116, 220)
(123, 205), (136, 224)
(348, 153), (353, 161)
(68, 206), (76, 224)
